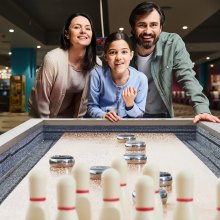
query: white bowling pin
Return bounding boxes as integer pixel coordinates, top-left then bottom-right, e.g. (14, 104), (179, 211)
(55, 175), (79, 220)
(111, 157), (131, 220)
(214, 179), (220, 220)
(26, 206), (47, 220)
(73, 163), (91, 220)
(133, 175), (155, 220)
(142, 163), (163, 220)
(25, 169), (49, 220)
(99, 168), (123, 220)
(173, 170), (197, 220)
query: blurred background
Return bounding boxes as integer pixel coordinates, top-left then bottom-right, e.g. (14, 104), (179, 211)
(0, 0), (220, 132)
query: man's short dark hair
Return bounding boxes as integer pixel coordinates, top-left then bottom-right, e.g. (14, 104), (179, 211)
(129, 2), (165, 29)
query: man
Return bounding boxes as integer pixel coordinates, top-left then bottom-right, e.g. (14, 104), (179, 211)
(129, 2), (220, 123)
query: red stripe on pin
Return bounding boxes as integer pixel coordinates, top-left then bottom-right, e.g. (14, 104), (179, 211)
(155, 189), (160, 193)
(30, 197), (46, 202)
(103, 198), (120, 202)
(217, 208), (220, 211)
(177, 198), (193, 202)
(120, 183), (127, 187)
(58, 206), (76, 211)
(76, 190), (89, 193)
(136, 207), (154, 211)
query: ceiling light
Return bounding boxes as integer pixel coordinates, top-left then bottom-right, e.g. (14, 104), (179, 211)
(210, 64), (214, 67)
(206, 57), (210, 60)
(182, 26), (188, 30)
(119, 27), (124, 31)
(9, 29), (14, 33)
(8, 52), (12, 55)
(37, 45), (41, 49)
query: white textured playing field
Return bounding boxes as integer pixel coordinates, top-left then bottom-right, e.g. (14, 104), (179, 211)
(0, 132), (217, 219)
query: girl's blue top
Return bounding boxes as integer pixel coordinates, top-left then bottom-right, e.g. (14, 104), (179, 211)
(88, 66), (148, 118)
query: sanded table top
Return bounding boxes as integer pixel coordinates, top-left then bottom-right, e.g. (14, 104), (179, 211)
(0, 132), (218, 219)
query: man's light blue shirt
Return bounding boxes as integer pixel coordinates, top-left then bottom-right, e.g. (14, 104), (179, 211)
(88, 66), (148, 118)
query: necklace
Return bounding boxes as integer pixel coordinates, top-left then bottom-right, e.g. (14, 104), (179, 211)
(69, 62), (82, 72)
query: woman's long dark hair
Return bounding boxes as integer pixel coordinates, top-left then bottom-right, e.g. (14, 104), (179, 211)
(60, 13), (97, 71)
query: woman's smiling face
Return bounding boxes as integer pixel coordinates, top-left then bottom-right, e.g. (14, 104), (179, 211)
(66, 15), (93, 48)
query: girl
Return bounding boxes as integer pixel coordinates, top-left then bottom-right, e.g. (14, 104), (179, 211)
(88, 31), (148, 122)
(28, 13), (101, 118)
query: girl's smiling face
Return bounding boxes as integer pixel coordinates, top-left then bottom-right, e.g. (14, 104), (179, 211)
(105, 39), (134, 76)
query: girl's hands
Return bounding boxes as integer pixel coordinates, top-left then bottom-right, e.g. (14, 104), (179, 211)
(122, 87), (137, 109)
(102, 111), (120, 122)
(101, 87), (137, 122)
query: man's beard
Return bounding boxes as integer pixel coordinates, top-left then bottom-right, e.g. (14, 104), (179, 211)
(135, 33), (159, 49)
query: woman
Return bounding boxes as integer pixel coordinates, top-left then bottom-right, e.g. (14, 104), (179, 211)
(28, 13), (100, 118)
(88, 32), (148, 122)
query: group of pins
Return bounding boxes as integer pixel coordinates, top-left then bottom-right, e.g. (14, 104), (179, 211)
(25, 158), (220, 220)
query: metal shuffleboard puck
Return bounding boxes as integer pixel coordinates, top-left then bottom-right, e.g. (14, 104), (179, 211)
(123, 153), (147, 164)
(160, 171), (172, 190)
(90, 166), (111, 180)
(160, 188), (168, 205)
(49, 155), (75, 168)
(116, 134), (136, 143)
(125, 141), (146, 151)
(132, 188), (168, 205)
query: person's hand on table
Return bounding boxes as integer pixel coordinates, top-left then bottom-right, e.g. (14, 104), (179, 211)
(102, 111), (121, 122)
(193, 113), (220, 123)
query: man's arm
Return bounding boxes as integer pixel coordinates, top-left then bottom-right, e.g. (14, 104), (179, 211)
(172, 35), (220, 123)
